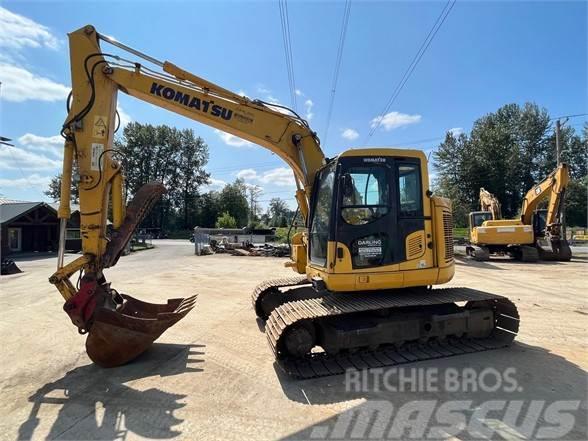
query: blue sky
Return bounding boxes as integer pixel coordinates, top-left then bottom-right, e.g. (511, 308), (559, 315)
(0, 1), (586, 208)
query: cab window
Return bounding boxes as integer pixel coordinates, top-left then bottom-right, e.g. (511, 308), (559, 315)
(309, 164), (335, 266)
(340, 167), (390, 225)
(398, 164), (422, 217)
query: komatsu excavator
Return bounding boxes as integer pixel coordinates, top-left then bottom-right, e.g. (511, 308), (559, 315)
(50, 25), (519, 377)
(467, 164), (571, 262)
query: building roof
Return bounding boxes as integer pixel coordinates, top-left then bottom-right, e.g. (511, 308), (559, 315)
(0, 201), (80, 224)
(48, 203), (81, 213)
(0, 202), (46, 224)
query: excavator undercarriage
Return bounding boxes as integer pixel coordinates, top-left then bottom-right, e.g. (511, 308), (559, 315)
(253, 279), (519, 379)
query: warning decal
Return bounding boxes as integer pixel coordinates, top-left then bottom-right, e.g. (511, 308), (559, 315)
(93, 116), (108, 139)
(91, 143), (104, 171)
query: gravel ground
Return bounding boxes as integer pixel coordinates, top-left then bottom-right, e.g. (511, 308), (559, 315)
(1, 239), (586, 440)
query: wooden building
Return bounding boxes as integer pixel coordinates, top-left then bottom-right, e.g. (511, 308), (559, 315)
(0, 199), (81, 256)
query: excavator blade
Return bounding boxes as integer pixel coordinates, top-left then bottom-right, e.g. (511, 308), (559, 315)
(85, 292), (198, 367)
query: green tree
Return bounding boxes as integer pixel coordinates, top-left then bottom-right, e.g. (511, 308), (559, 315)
(44, 169), (80, 204)
(113, 122), (210, 231)
(215, 211), (237, 228)
(218, 179), (249, 227)
(267, 197), (291, 227)
(195, 192), (221, 227)
(433, 103), (587, 227)
(564, 177), (587, 227)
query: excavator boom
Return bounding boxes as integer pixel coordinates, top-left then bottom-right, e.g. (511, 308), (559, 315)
(479, 187), (502, 219)
(50, 25), (324, 367)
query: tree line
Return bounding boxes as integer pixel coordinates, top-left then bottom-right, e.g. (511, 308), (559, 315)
(45, 122), (297, 231)
(45, 104), (586, 232)
(433, 103), (587, 227)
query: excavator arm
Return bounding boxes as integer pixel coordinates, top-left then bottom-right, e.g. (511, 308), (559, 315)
(49, 25), (325, 367)
(520, 163), (571, 260)
(520, 163), (570, 229)
(479, 187), (502, 219)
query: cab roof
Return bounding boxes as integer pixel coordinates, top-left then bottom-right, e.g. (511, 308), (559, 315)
(337, 147), (428, 162)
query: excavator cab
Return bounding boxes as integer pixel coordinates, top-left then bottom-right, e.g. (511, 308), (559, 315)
(533, 209), (548, 238)
(304, 149), (455, 292)
(469, 211), (493, 231)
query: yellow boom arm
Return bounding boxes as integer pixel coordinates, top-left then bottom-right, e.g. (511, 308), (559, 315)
(51, 25), (325, 300)
(520, 163), (570, 227)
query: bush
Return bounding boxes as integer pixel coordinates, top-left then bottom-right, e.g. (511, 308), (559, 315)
(216, 212), (237, 228)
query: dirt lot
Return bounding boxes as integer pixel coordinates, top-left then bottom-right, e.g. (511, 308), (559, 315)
(1, 240), (586, 440)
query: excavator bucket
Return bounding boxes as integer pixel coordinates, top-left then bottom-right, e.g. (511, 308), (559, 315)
(62, 182), (197, 367)
(86, 292), (197, 367)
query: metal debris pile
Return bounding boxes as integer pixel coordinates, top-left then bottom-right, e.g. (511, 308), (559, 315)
(210, 241), (290, 257)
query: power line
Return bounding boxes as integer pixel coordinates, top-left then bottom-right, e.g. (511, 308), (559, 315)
(550, 113), (588, 121)
(322, 0), (352, 148)
(206, 160), (280, 173)
(279, 0), (297, 111)
(1, 145), (33, 187)
(365, 0), (456, 143)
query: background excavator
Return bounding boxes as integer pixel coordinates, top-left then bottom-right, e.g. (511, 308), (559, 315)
(467, 164), (572, 262)
(50, 25), (519, 377)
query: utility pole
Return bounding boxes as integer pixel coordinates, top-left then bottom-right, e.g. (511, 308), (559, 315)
(555, 119), (561, 166)
(554, 119), (567, 239)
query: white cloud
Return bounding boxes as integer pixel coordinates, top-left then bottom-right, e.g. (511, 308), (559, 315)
(259, 167), (295, 186)
(256, 85), (271, 95)
(237, 167), (295, 188)
(0, 173), (52, 190)
(214, 129), (254, 148)
(0, 145), (61, 170)
(201, 177), (226, 192)
(117, 106), (132, 128)
(295, 89), (303, 96)
(266, 95), (281, 105)
(370, 112), (422, 131)
(448, 127), (464, 136)
(0, 63), (69, 102)
(18, 133), (63, 156)
(304, 99), (314, 121)
(236, 168), (258, 180)
(341, 128), (359, 141)
(237, 90), (247, 97)
(0, 7), (59, 51)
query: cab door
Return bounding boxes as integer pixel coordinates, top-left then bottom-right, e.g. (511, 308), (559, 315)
(334, 156), (425, 269)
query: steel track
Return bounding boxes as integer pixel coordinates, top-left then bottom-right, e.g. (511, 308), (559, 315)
(252, 275), (310, 318)
(263, 287), (519, 379)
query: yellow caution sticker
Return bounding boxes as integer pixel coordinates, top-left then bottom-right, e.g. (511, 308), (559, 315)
(93, 116), (108, 138)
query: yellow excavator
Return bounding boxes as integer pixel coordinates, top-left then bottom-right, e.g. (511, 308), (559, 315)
(50, 25), (519, 378)
(467, 164), (571, 262)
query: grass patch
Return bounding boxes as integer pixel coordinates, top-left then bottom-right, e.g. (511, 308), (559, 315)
(453, 228), (469, 238)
